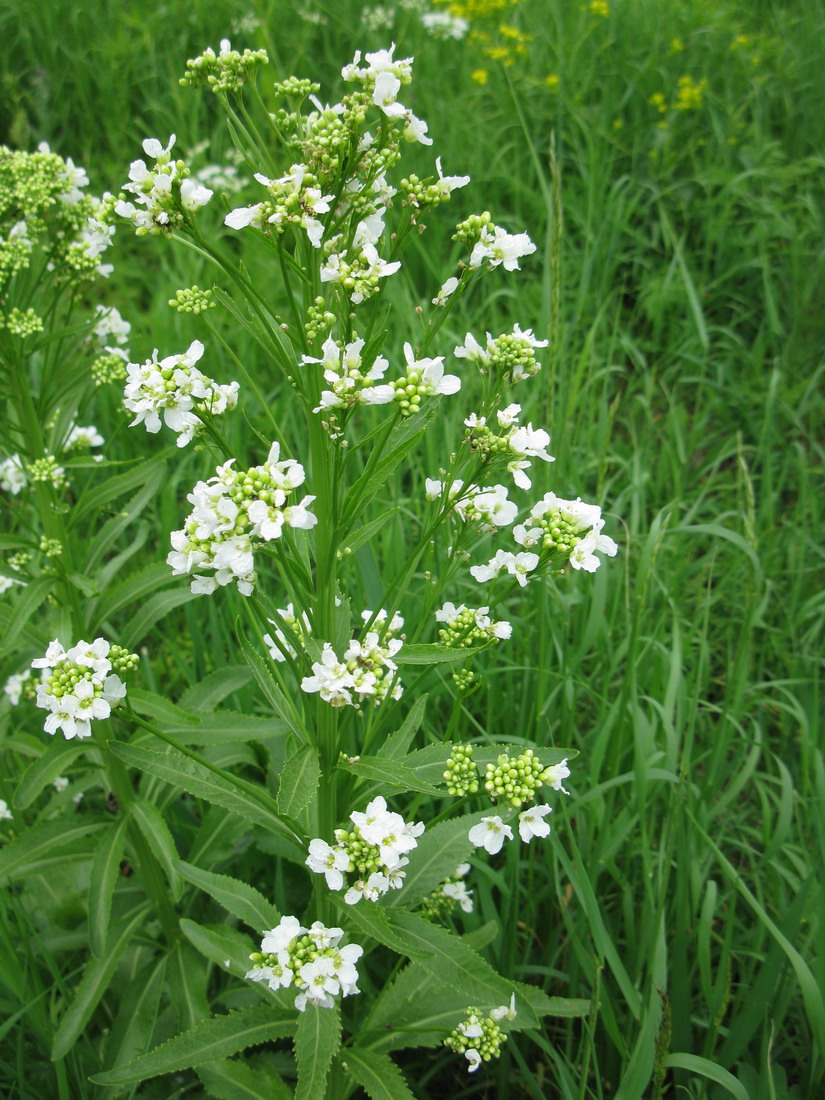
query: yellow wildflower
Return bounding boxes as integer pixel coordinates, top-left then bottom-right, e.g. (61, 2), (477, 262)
(471, 68), (489, 85)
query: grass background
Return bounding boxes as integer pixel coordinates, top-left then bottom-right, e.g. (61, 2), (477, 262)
(1, 0), (823, 1096)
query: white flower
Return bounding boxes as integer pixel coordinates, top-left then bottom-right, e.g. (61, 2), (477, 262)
(465, 1048), (482, 1072)
(0, 799), (12, 821)
(433, 276), (460, 306)
(469, 224), (537, 271)
(543, 759), (571, 794)
(443, 880), (474, 912)
(518, 804), (552, 842)
(468, 815), (513, 854)
(434, 157), (470, 196)
(306, 838), (350, 890)
(261, 915), (306, 954)
(0, 454), (27, 495)
(52, 776), (69, 793)
(490, 993), (517, 1022)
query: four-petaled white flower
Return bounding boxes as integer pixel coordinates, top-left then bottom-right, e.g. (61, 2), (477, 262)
(518, 804), (552, 842)
(468, 815), (513, 855)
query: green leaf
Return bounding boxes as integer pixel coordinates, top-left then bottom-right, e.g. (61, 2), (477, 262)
(294, 1005), (341, 1100)
(382, 695), (428, 759)
(72, 455), (167, 524)
(342, 412), (433, 529)
(238, 630), (307, 743)
(663, 1054), (750, 1100)
(121, 587), (200, 650)
(84, 461), (167, 572)
(88, 814), (130, 957)
(130, 797), (183, 901)
(179, 918), (254, 975)
(102, 956), (168, 1076)
(341, 1048), (414, 1100)
(342, 510), (400, 556)
(90, 1006), (296, 1086)
(176, 860), (280, 932)
(330, 898), (432, 961)
(13, 739), (87, 810)
(198, 1059), (293, 1100)
(97, 561), (177, 622)
(0, 815), (109, 886)
(51, 902), (152, 1061)
(178, 666), (254, 712)
(277, 744), (320, 820)
(0, 576), (53, 657)
(108, 741), (304, 860)
(337, 755), (442, 796)
(393, 644), (471, 666)
(169, 942), (210, 1030)
(384, 814), (485, 909)
(127, 687), (200, 727)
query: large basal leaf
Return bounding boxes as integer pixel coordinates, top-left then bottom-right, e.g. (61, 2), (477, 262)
(179, 917), (255, 975)
(51, 901), (152, 1061)
(198, 1058), (293, 1100)
(13, 739), (87, 811)
(169, 942), (211, 1031)
(176, 860), (280, 932)
(101, 956), (168, 1077)
(294, 1004), (341, 1100)
(90, 1006), (296, 1086)
(340, 1048), (415, 1100)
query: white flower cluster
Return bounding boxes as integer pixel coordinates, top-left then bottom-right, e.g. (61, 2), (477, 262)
(31, 638), (129, 740)
(0, 799), (12, 821)
(341, 43), (431, 145)
(115, 135), (212, 234)
(422, 862), (475, 918)
(320, 237), (401, 305)
(389, 342), (461, 415)
(421, 10), (470, 39)
(263, 603), (311, 662)
(464, 404), (554, 490)
(425, 478), (518, 530)
(470, 548), (540, 588)
(445, 996), (517, 1073)
(246, 916), (363, 1012)
(455, 326), (548, 384)
(435, 602), (512, 646)
(64, 424), (105, 452)
(301, 615), (404, 707)
(513, 492), (618, 572)
(167, 443), (317, 596)
(92, 304), (131, 352)
(4, 668), (32, 705)
(303, 336), (394, 412)
(124, 339), (239, 446)
(0, 454), (26, 495)
(306, 795), (425, 904)
(469, 223), (537, 271)
(225, 164), (334, 247)
(468, 760), (571, 853)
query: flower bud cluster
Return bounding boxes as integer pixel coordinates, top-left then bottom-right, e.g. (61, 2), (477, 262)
(341, 44), (431, 145)
(464, 404), (553, 490)
(390, 342), (461, 415)
(3, 307), (43, 337)
(29, 456), (67, 489)
(425, 478), (517, 531)
(303, 335), (394, 413)
(436, 603), (512, 648)
(246, 916), (363, 1012)
(4, 668), (36, 706)
(301, 94), (371, 183)
(115, 135), (212, 236)
(0, 144), (114, 292)
(443, 743), (479, 796)
(124, 340), (238, 447)
(168, 285), (214, 313)
(444, 997), (516, 1073)
(421, 863), (474, 919)
(64, 425), (104, 452)
(306, 795), (425, 904)
(514, 492), (618, 572)
(225, 164), (333, 248)
(273, 77), (321, 100)
(180, 39), (269, 94)
(400, 157), (470, 212)
(485, 747), (551, 808)
(31, 638), (133, 740)
(301, 620), (403, 708)
(455, 325), (548, 383)
(91, 352), (128, 386)
(304, 297), (337, 342)
(453, 210), (536, 272)
(39, 537), (62, 558)
(167, 443), (317, 597)
(452, 667), (478, 693)
(320, 238), (401, 305)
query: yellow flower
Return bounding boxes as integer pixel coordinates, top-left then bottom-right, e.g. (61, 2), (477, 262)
(674, 75), (708, 111)
(545, 73), (560, 92)
(471, 68), (489, 85)
(587, 0), (609, 17)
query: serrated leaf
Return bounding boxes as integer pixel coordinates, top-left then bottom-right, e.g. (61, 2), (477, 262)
(277, 744), (320, 820)
(342, 412), (432, 529)
(128, 687), (200, 726)
(238, 631), (307, 743)
(121, 587), (200, 649)
(130, 797), (183, 901)
(97, 561), (177, 622)
(337, 755), (442, 796)
(102, 956), (168, 1076)
(169, 942), (210, 1030)
(179, 918), (254, 974)
(0, 815), (109, 886)
(330, 898), (432, 961)
(382, 695), (428, 760)
(198, 1059), (293, 1100)
(394, 644), (473, 666)
(108, 742), (304, 860)
(384, 813), (486, 909)
(13, 739), (87, 810)
(341, 1048), (414, 1100)
(294, 1005), (341, 1100)
(176, 860), (280, 932)
(343, 509), (400, 556)
(72, 456), (167, 524)
(178, 666), (254, 713)
(90, 1006), (296, 1086)
(51, 902), (152, 1061)
(88, 814), (130, 956)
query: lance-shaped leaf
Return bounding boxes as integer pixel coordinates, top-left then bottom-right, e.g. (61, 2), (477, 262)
(131, 797), (183, 901)
(238, 630), (307, 744)
(277, 743), (320, 820)
(331, 897), (432, 961)
(88, 813), (130, 956)
(179, 917), (254, 974)
(198, 1059), (293, 1100)
(14, 739), (87, 810)
(0, 815), (108, 886)
(52, 902), (152, 1061)
(0, 576), (53, 658)
(294, 1004), (341, 1100)
(336, 755), (442, 796)
(394, 643), (477, 666)
(176, 860), (280, 932)
(340, 1048), (415, 1100)
(90, 1006), (296, 1086)
(178, 666), (254, 712)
